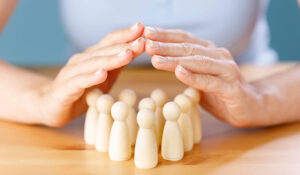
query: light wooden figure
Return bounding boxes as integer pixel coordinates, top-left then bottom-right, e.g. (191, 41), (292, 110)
(138, 98), (158, 148)
(174, 94), (194, 152)
(84, 89), (102, 145)
(134, 109), (158, 169)
(161, 102), (184, 161)
(95, 94), (114, 152)
(150, 88), (168, 147)
(119, 89), (137, 146)
(109, 101), (131, 161)
(184, 88), (202, 144)
(138, 98), (156, 111)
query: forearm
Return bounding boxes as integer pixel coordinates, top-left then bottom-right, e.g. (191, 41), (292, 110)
(0, 59), (51, 124)
(252, 64), (300, 126)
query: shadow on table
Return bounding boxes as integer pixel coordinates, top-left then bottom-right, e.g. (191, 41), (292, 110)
(156, 109), (300, 171)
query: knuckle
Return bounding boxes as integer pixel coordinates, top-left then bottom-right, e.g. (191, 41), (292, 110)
(181, 43), (194, 55)
(217, 47), (232, 58)
(197, 75), (219, 91)
(195, 55), (213, 68)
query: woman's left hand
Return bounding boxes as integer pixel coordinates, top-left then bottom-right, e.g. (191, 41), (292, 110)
(144, 27), (266, 128)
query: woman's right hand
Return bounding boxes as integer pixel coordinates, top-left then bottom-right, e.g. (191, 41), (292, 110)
(30, 23), (145, 127)
(144, 27), (269, 128)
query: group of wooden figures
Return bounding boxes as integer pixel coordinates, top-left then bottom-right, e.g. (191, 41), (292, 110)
(84, 88), (202, 169)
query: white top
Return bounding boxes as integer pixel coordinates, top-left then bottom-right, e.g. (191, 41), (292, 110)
(60, 0), (277, 65)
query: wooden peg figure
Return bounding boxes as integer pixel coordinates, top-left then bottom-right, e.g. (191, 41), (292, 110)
(138, 98), (156, 111)
(119, 89), (138, 146)
(84, 89), (102, 145)
(134, 109), (158, 169)
(150, 88), (168, 147)
(109, 101), (131, 161)
(95, 94), (114, 152)
(184, 87), (202, 144)
(174, 94), (194, 152)
(161, 102), (184, 161)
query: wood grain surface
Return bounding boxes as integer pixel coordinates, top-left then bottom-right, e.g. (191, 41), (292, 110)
(0, 63), (299, 175)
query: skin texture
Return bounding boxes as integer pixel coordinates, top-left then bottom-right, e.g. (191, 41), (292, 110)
(144, 26), (300, 128)
(0, 0), (145, 127)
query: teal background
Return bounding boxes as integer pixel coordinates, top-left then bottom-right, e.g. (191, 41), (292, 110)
(0, 0), (299, 66)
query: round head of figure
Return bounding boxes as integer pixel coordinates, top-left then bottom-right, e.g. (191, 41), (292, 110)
(138, 98), (156, 111)
(111, 101), (129, 121)
(86, 89), (103, 107)
(163, 102), (181, 121)
(96, 94), (114, 113)
(183, 87), (200, 105)
(118, 89), (137, 107)
(137, 109), (155, 129)
(174, 94), (192, 113)
(150, 88), (168, 107)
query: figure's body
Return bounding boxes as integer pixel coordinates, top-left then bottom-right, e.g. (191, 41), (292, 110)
(95, 94), (114, 152)
(174, 94), (194, 152)
(161, 102), (184, 161)
(109, 101), (131, 161)
(84, 89), (102, 145)
(134, 109), (158, 169)
(119, 89), (138, 146)
(150, 88), (168, 146)
(183, 88), (202, 144)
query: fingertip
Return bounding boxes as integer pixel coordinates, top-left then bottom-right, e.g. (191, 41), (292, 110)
(137, 22), (144, 30)
(131, 22), (144, 37)
(151, 55), (161, 70)
(132, 37), (146, 55)
(145, 40), (159, 56)
(175, 65), (193, 84)
(94, 68), (108, 83)
(98, 70), (108, 83)
(118, 48), (133, 57)
(125, 48), (134, 57)
(117, 49), (134, 66)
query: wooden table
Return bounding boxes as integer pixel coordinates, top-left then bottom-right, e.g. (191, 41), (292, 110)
(1, 63), (300, 175)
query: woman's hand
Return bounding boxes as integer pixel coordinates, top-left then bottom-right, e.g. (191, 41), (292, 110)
(34, 23), (145, 127)
(144, 27), (266, 128)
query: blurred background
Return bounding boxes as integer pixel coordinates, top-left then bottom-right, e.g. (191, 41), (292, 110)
(0, 0), (299, 66)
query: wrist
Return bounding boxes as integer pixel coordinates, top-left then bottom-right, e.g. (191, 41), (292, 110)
(19, 80), (52, 125)
(250, 80), (284, 126)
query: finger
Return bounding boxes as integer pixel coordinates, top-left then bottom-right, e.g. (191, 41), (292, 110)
(63, 49), (133, 79)
(97, 22), (144, 48)
(68, 38), (145, 65)
(144, 27), (215, 47)
(91, 37), (145, 57)
(146, 40), (220, 58)
(151, 55), (236, 81)
(55, 68), (108, 104)
(175, 65), (230, 95)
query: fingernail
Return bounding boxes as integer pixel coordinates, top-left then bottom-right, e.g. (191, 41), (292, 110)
(132, 39), (139, 48)
(146, 27), (156, 36)
(178, 66), (189, 75)
(118, 49), (129, 57)
(149, 40), (159, 50)
(155, 55), (168, 63)
(94, 68), (104, 76)
(130, 23), (138, 30)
